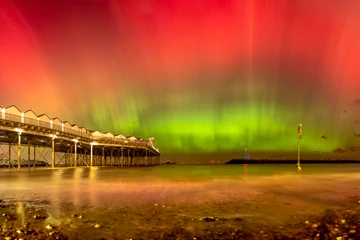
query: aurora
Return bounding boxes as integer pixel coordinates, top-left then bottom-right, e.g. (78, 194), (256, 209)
(1, 0), (360, 162)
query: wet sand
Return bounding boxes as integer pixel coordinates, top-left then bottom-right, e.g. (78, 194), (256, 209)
(0, 165), (359, 239)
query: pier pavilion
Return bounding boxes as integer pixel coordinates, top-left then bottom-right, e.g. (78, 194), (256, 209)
(0, 105), (160, 169)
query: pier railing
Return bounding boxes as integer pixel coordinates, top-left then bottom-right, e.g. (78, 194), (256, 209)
(1, 113), (90, 138)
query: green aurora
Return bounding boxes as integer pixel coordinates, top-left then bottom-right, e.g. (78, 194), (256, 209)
(1, 0), (360, 161)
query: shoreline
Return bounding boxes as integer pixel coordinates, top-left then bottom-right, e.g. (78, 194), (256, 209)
(0, 197), (359, 239)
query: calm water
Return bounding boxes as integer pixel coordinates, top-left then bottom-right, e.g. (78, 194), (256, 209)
(0, 164), (359, 239)
(0, 164), (359, 205)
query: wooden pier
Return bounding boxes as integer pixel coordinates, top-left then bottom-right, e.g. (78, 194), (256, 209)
(0, 105), (160, 169)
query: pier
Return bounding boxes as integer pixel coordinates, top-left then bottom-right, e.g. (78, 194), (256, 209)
(0, 105), (160, 169)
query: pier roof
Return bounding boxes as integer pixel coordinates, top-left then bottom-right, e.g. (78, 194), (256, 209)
(5, 105), (22, 116)
(24, 110), (38, 120)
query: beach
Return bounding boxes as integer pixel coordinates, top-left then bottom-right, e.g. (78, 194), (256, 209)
(0, 164), (359, 239)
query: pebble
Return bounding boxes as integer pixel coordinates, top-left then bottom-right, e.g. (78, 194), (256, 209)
(336, 237), (343, 240)
(95, 224), (101, 228)
(341, 219), (346, 224)
(205, 217), (215, 222)
(72, 213), (83, 218)
(349, 229), (356, 234)
(234, 217), (242, 222)
(312, 224), (318, 228)
(33, 214), (44, 219)
(305, 220), (310, 224)
(46, 224), (53, 229)
(154, 203), (158, 207)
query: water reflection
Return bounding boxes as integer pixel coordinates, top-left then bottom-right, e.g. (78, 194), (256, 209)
(16, 201), (25, 226)
(243, 164), (249, 200)
(71, 168), (83, 212)
(0, 164), (359, 210)
(49, 168), (63, 224)
(88, 167), (99, 207)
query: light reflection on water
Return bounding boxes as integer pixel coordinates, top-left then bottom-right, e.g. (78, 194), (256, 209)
(0, 164), (359, 208)
(16, 201), (25, 226)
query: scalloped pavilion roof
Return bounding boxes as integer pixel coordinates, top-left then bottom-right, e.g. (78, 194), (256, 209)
(1, 105), (144, 140)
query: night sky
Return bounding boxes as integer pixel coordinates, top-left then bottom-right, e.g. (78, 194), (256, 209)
(1, 0), (360, 162)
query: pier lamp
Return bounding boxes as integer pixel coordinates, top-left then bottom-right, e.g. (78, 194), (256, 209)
(297, 124), (302, 172)
(73, 139), (79, 167)
(50, 134), (57, 168)
(15, 128), (22, 170)
(15, 128), (22, 134)
(90, 142), (97, 167)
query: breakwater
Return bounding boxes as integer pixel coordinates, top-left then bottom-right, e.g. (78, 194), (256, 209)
(225, 159), (360, 164)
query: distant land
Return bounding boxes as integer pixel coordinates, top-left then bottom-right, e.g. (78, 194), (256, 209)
(225, 159), (360, 164)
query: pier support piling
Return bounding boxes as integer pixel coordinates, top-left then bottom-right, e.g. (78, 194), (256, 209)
(74, 141), (77, 167)
(121, 147), (123, 167)
(8, 143), (11, 168)
(90, 144), (93, 167)
(51, 137), (55, 168)
(102, 147), (105, 166)
(33, 145), (36, 168)
(28, 141), (30, 169)
(145, 149), (148, 166)
(17, 133), (21, 170)
(127, 149), (130, 166)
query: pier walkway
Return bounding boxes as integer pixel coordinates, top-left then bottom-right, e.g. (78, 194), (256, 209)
(0, 105), (160, 169)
